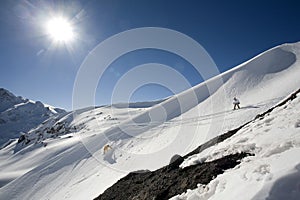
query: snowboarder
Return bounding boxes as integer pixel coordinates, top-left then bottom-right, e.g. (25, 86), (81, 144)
(233, 97), (240, 110)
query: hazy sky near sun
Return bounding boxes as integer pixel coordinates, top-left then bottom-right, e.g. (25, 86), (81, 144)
(0, 0), (299, 110)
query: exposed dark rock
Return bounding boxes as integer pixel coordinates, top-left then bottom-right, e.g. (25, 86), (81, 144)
(131, 169), (151, 174)
(168, 154), (184, 170)
(95, 152), (252, 200)
(24, 138), (30, 145)
(17, 134), (25, 143)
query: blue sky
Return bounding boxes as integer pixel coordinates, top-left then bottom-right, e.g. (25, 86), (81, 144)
(0, 0), (299, 110)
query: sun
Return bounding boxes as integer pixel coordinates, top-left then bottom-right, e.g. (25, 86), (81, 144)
(46, 17), (74, 43)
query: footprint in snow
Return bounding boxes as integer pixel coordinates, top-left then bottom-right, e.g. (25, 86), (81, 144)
(253, 164), (273, 181)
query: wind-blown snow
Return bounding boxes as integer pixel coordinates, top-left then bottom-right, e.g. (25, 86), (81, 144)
(0, 42), (300, 200)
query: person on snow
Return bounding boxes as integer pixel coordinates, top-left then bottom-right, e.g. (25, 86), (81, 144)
(233, 97), (240, 110)
(103, 144), (112, 154)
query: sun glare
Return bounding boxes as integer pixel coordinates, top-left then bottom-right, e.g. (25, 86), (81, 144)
(46, 17), (74, 43)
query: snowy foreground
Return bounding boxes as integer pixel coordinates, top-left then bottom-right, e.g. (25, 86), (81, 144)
(175, 93), (300, 200)
(0, 42), (300, 199)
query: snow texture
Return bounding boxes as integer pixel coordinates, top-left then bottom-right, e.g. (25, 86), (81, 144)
(0, 42), (300, 200)
(172, 95), (300, 200)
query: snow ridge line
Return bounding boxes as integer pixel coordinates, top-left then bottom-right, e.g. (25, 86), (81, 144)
(254, 87), (300, 120)
(184, 87), (300, 160)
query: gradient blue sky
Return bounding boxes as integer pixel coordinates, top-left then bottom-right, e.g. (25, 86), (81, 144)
(0, 0), (299, 110)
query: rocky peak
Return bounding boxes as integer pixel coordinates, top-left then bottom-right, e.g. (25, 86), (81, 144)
(0, 88), (24, 112)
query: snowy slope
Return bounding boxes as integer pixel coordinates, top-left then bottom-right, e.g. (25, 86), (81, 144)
(173, 90), (300, 200)
(0, 88), (65, 147)
(0, 42), (300, 200)
(0, 105), (150, 189)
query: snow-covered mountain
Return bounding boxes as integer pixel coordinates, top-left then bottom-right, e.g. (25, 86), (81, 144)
(0, 89), (24, 113)
(0, 88), (65, 147)
(0, 41), (300, 200)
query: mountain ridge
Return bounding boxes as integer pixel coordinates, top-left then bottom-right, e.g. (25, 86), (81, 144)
(0, 87), (66, 147)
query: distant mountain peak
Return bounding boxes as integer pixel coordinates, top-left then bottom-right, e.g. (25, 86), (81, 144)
(0, 88), (17, 99)
(0, 88), (66, 147)
(0, 88), (24, 113)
